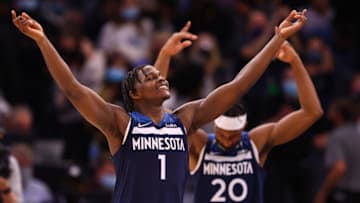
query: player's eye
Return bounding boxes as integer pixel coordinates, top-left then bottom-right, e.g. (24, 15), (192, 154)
(146, 74), (158, 81)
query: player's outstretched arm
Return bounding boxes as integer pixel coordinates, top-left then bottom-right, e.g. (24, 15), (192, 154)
(179, 9), (308, 130)
(11, 10), (126, 140)
(266, 41), (322, 145)
(250, 41), (323, 164)
(154, 21), (197, 78)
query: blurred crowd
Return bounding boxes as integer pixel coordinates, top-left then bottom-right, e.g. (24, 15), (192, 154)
(0, 0), (359, 202)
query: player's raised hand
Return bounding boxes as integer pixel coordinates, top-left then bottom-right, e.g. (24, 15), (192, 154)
(275, 9), (307, 39)
(11, 10), (45, 43)
(275, 40), (299, 63)
(160, 21), (198, 56)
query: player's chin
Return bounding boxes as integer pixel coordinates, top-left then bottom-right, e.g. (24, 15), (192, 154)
(158, 88), (170, 97)
(158, 91), (170, 101)
(161, 92), (171, 99)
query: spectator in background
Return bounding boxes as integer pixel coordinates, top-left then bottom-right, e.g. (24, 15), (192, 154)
(11, 143), (53, 203)
(0, 129), (23, 203)
(78, 36), (106, 93)
(314, 97), (360, 203)
(82, 152), (116, 203)
(97, 0), (154, 67)
(2, 105), (35, 146)
(303, 36), (335, 115)
(301, 0), (334, 45)
(99, 53), (130, 105)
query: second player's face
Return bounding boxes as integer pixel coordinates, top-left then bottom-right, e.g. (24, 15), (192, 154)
(134, 65), (170, 101)
(214, 127), (242, 149)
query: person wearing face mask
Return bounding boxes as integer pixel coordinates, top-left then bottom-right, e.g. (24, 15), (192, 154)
(97, 157), (116, 192)
(282, 68), (298, 100)
(82, 153), (116, 202)
(10, 143), (53, 203)
(188, 41), (323, 203)
(120, 5), (141, 22)
(97, 0), (153, 67)
(0, 116), (23, 203)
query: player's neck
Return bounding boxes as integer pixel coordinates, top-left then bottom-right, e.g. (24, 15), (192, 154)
(135, 105), (166, 125)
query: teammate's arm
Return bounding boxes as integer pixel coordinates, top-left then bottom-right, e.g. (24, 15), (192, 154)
(177, 10), (308, 131)
(11, 11), (125, 141)
(250, 41), (323, 165)
(154, 21), (197, 78)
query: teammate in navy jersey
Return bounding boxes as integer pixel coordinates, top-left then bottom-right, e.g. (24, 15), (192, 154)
(189, 41), (323, 203)
(11, 9), (307, 203)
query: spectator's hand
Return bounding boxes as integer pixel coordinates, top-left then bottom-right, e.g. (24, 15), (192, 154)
(275, 9), (307, 39)
(160, 21), (198, 57)
(11, 10), (45, 43)
(0, 177), (10, 191)
(275, 40), (298, 63)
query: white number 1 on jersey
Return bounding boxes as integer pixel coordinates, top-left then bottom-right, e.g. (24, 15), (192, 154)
(158, 154), (166, 180)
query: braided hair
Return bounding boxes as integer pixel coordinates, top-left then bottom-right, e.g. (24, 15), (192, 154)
(121, 65), (148, 112)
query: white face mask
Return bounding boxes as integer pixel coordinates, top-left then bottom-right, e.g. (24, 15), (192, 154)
(99, 174), (116, 191)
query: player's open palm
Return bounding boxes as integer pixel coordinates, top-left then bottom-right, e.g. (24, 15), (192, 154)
(11, 10), (45, 43)
(276, 9), (307, 39)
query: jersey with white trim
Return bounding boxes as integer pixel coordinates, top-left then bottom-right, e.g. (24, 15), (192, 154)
(192, 132), (264, 203)
(111, 111), (188, 203)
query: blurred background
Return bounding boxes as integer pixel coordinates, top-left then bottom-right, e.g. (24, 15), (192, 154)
(0, 0), (359, 202)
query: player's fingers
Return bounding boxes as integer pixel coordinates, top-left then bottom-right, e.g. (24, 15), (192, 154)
(11, 10), (23, 26)
(301, 9), (307, 16)
(180, 21), (191, 32)
(274, 26), (279, 33)
(181, 40), (192, 48)
(11, 10), (17, 20)
(21, 12), (32, 20)
(285, 10), (297, 21)
(176, 32), (198, 40)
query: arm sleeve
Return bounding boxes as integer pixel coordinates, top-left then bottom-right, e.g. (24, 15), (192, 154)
(9, 156), (24, 203)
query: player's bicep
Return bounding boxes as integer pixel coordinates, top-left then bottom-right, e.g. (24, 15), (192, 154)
(269, 110), (315, 146)
(66, 85), (120, 134)
(192, 82), (245, 128)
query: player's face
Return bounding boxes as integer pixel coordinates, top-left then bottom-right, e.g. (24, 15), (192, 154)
(215, 127), (242, 149)
(134, 65), (170, 101)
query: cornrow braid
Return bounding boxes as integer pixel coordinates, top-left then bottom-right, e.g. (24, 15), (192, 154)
(121, 65), (147, 112)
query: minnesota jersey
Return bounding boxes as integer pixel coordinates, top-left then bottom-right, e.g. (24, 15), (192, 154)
(111, 111), (189, 203)
(191, 132), (264, 203)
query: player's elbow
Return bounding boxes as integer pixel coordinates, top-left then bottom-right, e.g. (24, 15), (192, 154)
(312, 107), (324, 120)
(306, 105), (324, 121)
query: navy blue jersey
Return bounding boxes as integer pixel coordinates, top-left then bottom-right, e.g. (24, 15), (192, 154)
(111, 112), (189, 203)
(192, 132), (264, 203)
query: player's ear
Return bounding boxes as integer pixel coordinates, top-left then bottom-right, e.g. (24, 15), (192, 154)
(130, 90), (140, 100)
